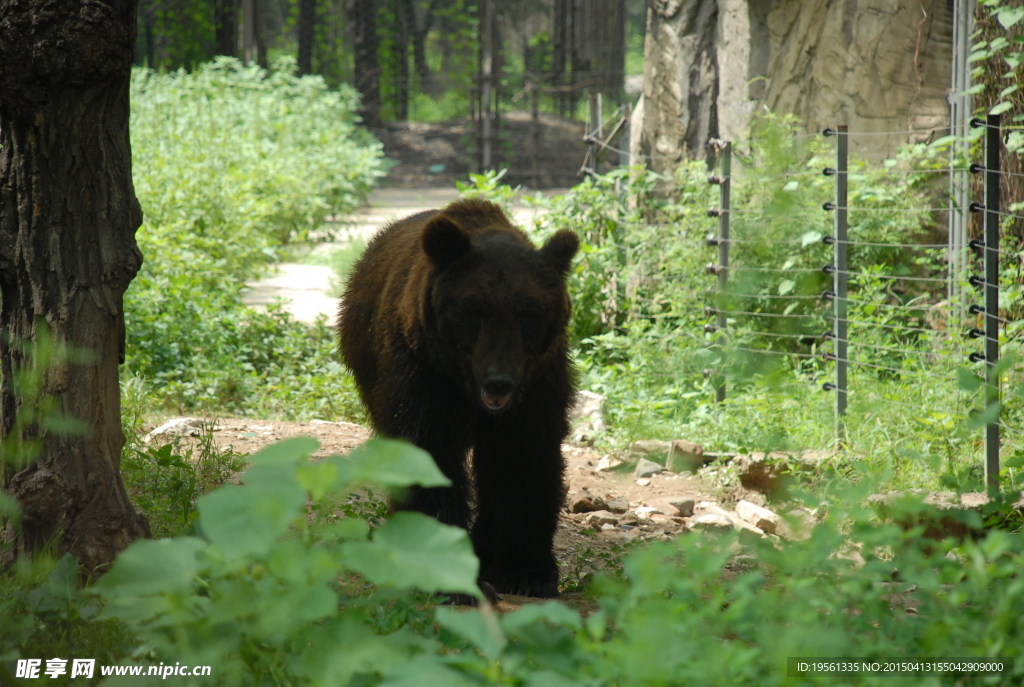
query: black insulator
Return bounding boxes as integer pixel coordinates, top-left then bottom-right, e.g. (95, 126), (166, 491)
(822, 235), (836, 245)
(822, 264), (836, 274)
(822, 167), (836, 176)
(702, 368), (714, 379)
(582, 134), (596, 144)
(969, 238), (985, 253)
(822, 331), (834, 340)
(968, 328), (984, 339)
(707, 174), (724, 185)
(704, 306), (716, 317)
(822, 202), (836, 211)
(704, 323), (718, 334)
(706, 263), (722, 275)
(969, 163), (984, 174)
(822, 352), (835, 362)
(706, 234), (720, 246)
(968, 304), (985, 315)
(822, 128), (837, 137)
(821, 289), (836, 301)
(970, 117), (985, 129)
(707, 208), (723, 217)
(969, 202), (985, 213)
(823, 382), (837, 391)
(968, 275), (985, 289)
(968, 352), (986, 364)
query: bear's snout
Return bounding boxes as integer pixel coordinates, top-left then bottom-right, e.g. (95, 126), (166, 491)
(481, 374), (515, 411)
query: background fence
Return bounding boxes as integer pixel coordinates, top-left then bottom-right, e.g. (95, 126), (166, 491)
(701, 115), (1021, 494)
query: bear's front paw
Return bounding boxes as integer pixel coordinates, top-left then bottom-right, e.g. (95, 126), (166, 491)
(482, 565), (559, 598)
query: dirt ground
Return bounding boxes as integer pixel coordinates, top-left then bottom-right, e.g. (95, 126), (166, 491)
(184, 417), (720, 611)
(369, 110), (600, 190)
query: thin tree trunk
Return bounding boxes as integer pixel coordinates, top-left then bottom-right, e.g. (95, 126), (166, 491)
(216, 0), (238, 57)
(352, 0), (381, 125)
(395, 0), (411, 120)
(298, 0), (316, 75)
(0, 0), (150, 573)
(553, 0), (569, 115)
(255, 0), (268, 68)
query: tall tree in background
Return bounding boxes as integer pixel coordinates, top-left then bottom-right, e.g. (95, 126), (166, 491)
(352, 0), (381, 124)
(297, 0), (317, 75)
(0, 0), (151, 571)
(216, 0), (238, 56)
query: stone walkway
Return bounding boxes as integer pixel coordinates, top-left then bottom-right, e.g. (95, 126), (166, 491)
(242, 187), (564, 325)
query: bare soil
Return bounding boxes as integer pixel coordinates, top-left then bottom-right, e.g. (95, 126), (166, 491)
(196, 417), (720, 611)
(369, 111), (591, 190)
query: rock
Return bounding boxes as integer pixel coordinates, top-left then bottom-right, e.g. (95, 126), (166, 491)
(735, 500), (782, 535)
(646, 500), (681, 517)
(606, 496), (630, 514)
(595, 454), (624, 472)
(666, 440), (705, 472)
(600, 523), (617, 531)
(635, 506), (662, 517)
(665, 497), (696, 517)
(634, 458), (663, 478)
(689, 513), (734, 534)
(635, 478), (651, 487)
(619, 511), (640, 526)
(704, 505), (765, 538)
(778, 508), (816, 541)
(630, 439), (672, 456)
(309, 419), (336, 425)
(143, 417), (203, 443)
(585, 510), (619, 527)
(734, 452), (791, 496)
(571, 390), (606, 443)
(569, 491), (609, 514)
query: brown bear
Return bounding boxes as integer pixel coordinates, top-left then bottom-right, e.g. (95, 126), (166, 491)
(338, 197), (579, 598)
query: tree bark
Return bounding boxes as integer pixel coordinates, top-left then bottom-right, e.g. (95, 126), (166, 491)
(635, 0), (718, 175)
(298, 0), (317, 75)
(351, 0), (380, 125)
(0, 0), (150, 573)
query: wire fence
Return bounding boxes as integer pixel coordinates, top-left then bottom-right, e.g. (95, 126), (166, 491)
(701, 115), (1020, 494)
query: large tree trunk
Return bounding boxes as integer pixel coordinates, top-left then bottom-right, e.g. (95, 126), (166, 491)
(0, 0), (150, 573)
(352, 0), (381, 125)
(634, 0), (719, 175)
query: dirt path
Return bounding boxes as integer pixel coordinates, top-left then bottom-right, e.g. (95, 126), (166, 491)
(174, 416), (719, 610)
(241, 187), (565, 325)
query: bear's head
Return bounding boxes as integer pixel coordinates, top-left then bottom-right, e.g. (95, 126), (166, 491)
(422, 204), (578, 413)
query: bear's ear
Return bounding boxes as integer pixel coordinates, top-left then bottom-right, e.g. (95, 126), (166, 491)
(539, 229), (580, 276)
(422, 214), (472, 269)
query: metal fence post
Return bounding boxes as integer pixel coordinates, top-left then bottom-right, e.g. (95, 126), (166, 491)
(834, 126), (849, 443)
(983, 112), (1001, 495)
(716, 142), (731, 403)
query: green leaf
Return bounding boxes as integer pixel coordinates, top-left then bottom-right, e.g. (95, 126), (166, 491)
(801, 230), (822, 247)
(967, 401), (1001, 429)
(782, 180), (798, 191)
(341, 439), (451, 490)
(989, 101), (1014, 115)
(40, 413), (90, 436)
(95, 537), (207, 598)
(296, 460), (339, 501)
(999, 84), (1019, 98)
(778, 279), (795, 296)
(999, 7), (1024, 28)
(379, 655), (484, 687)
(958, 368), (983, 392)
(961, 84), (986, 95)
(501, 601), (582, 635)
(0, 493), (21, 525)
(249, 436), (319, 465)
(341, 512), (480, 596)
(197, 473), (307, 560)
(436, 605), (507, 660)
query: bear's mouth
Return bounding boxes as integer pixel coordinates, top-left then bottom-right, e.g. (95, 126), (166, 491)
(481, 388), (512, 411)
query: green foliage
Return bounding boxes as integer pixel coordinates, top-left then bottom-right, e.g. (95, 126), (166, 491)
(124, 57), (381, 418)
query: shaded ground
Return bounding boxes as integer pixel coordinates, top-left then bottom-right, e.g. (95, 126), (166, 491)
(370, 111), (590, 190)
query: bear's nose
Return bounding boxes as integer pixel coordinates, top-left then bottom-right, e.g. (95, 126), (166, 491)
(483, 375), (515, 397)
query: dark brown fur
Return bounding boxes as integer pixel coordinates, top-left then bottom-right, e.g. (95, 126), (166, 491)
(338, 198), (579, 597)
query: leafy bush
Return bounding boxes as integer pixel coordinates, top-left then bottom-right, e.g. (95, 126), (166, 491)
(123, 57), (382, 418)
